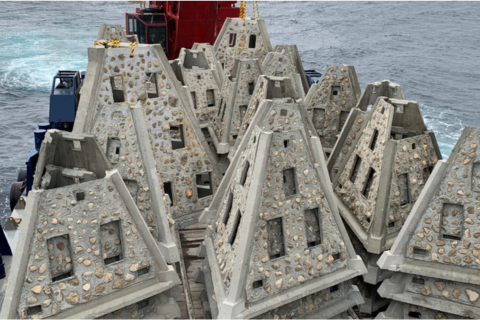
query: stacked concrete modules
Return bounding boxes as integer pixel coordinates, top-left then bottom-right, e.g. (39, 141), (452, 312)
(304, 65), (361, 155)
(73, 38), (223, 228)
(171, 48), (222, 125)
(261, 52), (305, 97)
(227, 75), (305, 161)
(377, 127), (480, 319)
(214, 18), (272, 76)
(0, 131), (181, 319)
(198, 97), (367, 318)
(273, 45), (309, 94)
(209, 59), (262, 158)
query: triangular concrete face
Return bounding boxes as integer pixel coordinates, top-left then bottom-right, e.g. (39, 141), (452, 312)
(261, 52), (305, 97)
(96, 23), (129, 42)
(173, 48), (222, 125)
(209, 59), (262, 155)
(304, 65), (361, 154)
(227, 75), (305, 161)
(273, 45), (309, 94)
(0, 131), (180, 319)
(73, 42), (223, 228)
(200, 98), (366, 319)
(376, 127), (480, 318)
(328, 97), (442, 254)
(191, 42), (225, 86)
(214, 18), (272, 76)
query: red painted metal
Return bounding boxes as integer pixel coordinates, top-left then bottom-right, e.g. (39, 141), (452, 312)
(125, 1), (239, 60)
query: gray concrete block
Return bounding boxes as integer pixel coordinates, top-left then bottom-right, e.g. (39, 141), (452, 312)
(96, 23), (129, 42)
(356, 80), (405, 111)
(273, 45), (309, 95)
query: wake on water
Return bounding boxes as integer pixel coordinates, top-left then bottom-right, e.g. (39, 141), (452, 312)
(1, 1), (480, 223)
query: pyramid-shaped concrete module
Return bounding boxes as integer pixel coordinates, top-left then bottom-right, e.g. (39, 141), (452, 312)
(328, 97), (442, 254)
(0, 131), (181, 319)
(73, 40), (223, 229)
(273, 45), (309, 94)
(214, 18), (272, 76)
(261, 52), (305, 97)
(199, 98), (366, 318)
(377, 127), (480, 318)
(304, 65), (361, 154)
(209, 58), (262, 156)
(96, 23), (129, 42)
(191, 42), (225, 86)
(356, 80), (405, 111)
(227, 75), (305, 161)
(171, 48), (222, 125)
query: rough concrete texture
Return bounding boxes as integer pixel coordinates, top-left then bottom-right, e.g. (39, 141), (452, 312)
(273, 45), (309, 94)
(329, 97), (442, 254)
(191, 42), (225, 87)
(304, 65), (361, 153)
(209, 58), (262, 155)
(200, 98), (366, 318)
(173, 48), (222, 125)
(214, 18), (272, 76)
(0, 131), (180, 319)
(261, 52), (304, 96)
(376, 300), (462, 319)
(227, 75), (305, 161)
(378, 272), (480, 318)
(96, 23), (129, 42)
(73, 42), (223, 228)
(356, 80), (405, 111)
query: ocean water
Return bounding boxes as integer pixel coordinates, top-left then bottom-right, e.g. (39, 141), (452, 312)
(1, 1), (479, 223)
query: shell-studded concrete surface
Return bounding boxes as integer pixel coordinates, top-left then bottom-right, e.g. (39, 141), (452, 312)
(89, 45), (221, 221)
(97, 24), (128, 42)
(262, 53), (300, 95)
(18, 177), (156, 319)
(254, 281), (352, 319)
(406, 128), (480, 269)
(191, 43), (223, 83)
(212, 77), (234, 145)
(93, 105), (166, 239)
(213, 100), (348, 303)
(215, 18), (270, 76)
(305, 65), (361, 150)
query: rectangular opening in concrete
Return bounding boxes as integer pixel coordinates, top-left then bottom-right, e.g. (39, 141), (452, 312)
(422, 165), (434, 182)
(408, 311), (421, 319)
(136, 266), (150, 277)
(329, 284), (339, 293)
(388, 221), (395, 228)
(350, 155), (361, 184)
(106, 137), (121, 164)
(223, 192), (234, 225)
(26, 305), (42, 317)
(267, 80), (286, 99)
(249, 34), (256, 48)
(413, 247), (427, 256)
(394, 104), (404, 113)
(412, 277), (425, 285)
(473, 162), (480, 192)
(229, 33), (236, 47)
(312, 108), (325, 130)
(100, 220), (124, 265)
(170, 125), (185, 150)
(305, 207), (321, 247)
(145, 73), (158, 98)
(75, 191), (85, 202)
(240, 161), (250, 186)
(197, 74), (201, 80)
(201, 127), (211, 141)
(280, 109), (287, 116)
(163, 181), (174, 206)
(274, 71), (284, 77)
(48, 234), (74, 282)
(191, 91), (197, 109)
(229, 210), (241, 245)
(123, 179), (138, 205)
(332, 252), (340, 261)
(110, 75), (125, 103)
(239, 104), (247, 120)
(440, 203), (464, 241)
(398, 173), (410, 206)
(252, 279), (263, 289)
(283, 139), (289, 148)
(196, 172), (213, 198)
(283, 168), (297, 197)
(137, 299), (149, 310)
(248, 81), (255, 95)
(331, 85), (341, 100)
(362, 168), (375, 199)
(369, 129), (379, 151)
(267, 217), (285, 260)
(412, 142), (416, 150)
(206, 89), (215, 107)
